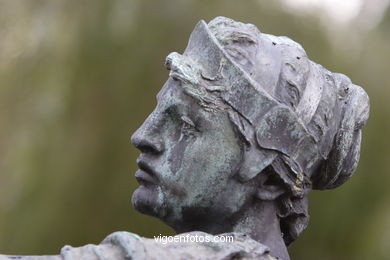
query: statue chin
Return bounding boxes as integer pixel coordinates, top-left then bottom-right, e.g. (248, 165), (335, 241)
(131, 185), (162, 218)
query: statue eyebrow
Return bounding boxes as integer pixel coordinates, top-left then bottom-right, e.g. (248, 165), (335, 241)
(156, 86), (168, 101)
(156, 77), (183, 102)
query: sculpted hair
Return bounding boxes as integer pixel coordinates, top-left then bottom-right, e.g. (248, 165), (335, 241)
(208, 17), (370, 245)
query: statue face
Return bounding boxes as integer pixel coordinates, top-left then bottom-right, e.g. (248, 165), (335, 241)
(131, 78), (257, 227)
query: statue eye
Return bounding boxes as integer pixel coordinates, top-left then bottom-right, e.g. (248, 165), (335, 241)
(180, 116), (197, 136)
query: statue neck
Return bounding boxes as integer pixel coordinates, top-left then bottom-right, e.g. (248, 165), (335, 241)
(173, 199), (290, 260)
(231, 200), (290, 260)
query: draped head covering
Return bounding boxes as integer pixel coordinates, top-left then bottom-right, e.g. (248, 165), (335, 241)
(165, 16), (369, 192)
(165, 16), (370, 244)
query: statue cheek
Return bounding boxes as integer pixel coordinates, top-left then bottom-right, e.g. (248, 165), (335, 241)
(168, 136), (193, 175)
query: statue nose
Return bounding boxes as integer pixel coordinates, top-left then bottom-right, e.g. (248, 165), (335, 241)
(131, 128), (164, 155)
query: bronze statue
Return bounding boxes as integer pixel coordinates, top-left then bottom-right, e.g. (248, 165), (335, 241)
(1, 16), (369, 260)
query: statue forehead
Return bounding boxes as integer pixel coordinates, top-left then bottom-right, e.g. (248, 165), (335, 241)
(155, 78), (219, 119)
(156, 78), (202, 110)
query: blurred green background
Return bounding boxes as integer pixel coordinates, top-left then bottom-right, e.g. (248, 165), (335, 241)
(0, 0), (389, 259)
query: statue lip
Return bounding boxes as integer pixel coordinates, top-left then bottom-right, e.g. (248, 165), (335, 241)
(135, 159), (159, 185)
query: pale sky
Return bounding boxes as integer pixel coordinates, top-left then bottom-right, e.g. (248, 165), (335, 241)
(281, 0), (390, 28)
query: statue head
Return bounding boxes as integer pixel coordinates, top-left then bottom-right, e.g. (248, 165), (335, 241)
(131, 16), (369, 248)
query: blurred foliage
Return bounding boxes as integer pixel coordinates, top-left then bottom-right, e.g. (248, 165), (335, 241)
(0, 0), (389, 259)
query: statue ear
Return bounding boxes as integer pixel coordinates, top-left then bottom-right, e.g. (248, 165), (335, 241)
(255, 171), (286, 201)
(237, 143), (285, 201)
(228, 110), (277, 182)
(237, 144), (277, 182)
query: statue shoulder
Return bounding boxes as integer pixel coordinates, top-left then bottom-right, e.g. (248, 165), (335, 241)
(0, 232), (279, 260)
(61, 231), (278, 260)
(0, 231), (280, 260)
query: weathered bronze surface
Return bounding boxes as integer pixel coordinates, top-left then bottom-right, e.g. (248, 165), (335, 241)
(0, 16), (369, 260)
